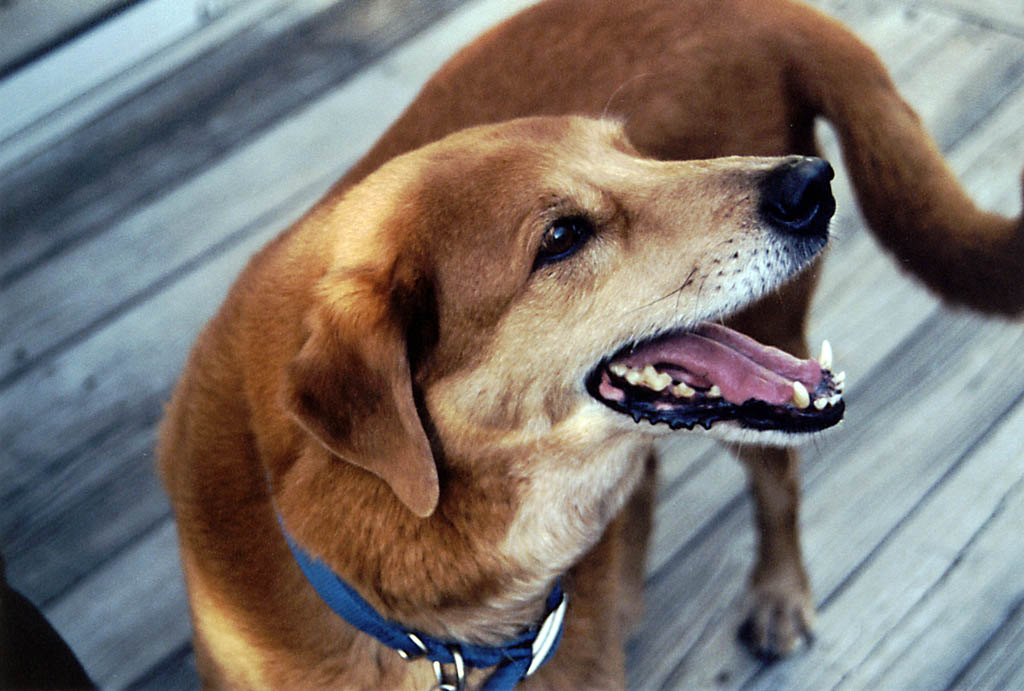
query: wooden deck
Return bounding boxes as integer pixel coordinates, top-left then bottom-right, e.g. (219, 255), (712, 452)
(1, 0), (1022, 688)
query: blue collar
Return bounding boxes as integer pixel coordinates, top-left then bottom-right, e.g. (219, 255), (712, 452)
(279, 520), (567, 690)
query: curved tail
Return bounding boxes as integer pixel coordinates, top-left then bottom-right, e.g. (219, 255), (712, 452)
(790, 14), (1024, 316)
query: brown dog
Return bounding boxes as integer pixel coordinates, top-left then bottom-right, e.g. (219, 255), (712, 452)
(159, 0), (1024, 688)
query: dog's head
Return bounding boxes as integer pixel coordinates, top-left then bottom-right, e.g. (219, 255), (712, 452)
(285, 116), (842, 518)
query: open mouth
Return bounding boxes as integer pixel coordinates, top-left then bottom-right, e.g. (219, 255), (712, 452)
(586, 322), (844, 434)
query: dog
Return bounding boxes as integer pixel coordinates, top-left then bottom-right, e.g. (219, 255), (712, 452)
(159, 0), (1023, 688)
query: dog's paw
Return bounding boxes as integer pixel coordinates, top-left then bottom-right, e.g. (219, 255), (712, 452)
(736, 584), (815, 661)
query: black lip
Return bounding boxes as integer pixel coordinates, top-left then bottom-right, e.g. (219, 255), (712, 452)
(584, 361), (845, 434)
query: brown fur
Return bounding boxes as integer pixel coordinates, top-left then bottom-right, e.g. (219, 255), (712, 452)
(159, 0), (1023, 687)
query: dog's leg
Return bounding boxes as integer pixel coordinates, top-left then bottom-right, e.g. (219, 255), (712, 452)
(735, 444), (813, 660)
(722, 269), (818, 660)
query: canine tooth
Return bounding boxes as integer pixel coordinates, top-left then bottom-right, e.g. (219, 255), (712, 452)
(813, 398), (829, 410)
(610, 363), (628, 377)
(625, 369), (643, 386)
(819, 340), (833, 369)
(707, 385), (722, 398)
(670, 382), (696, 398)
(791, 381), (811, 409)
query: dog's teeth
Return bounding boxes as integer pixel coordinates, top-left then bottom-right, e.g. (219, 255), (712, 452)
(707, 385), (722, 398)
(670, 382), (696, 398)
(644, 367), (672, 392)
(638, 366), (672, 392)
(813, 398), (829, 410)
(818, 339), (833, 369)
(625, 369), (643, 386)
(641, 365), (655, 388)
(610, 363), (628, 378)
(829, 393), (843, 406)
(833, 370), (846, 385)
(791, 381), (811, 409)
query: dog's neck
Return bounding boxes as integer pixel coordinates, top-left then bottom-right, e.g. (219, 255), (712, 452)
(274, 430), (647, 646)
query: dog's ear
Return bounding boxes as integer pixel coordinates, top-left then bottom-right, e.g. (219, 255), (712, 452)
(285, 275), (439, 518)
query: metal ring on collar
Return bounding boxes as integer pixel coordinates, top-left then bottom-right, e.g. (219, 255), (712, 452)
(396, 632), (430, 660)
(431, 646), (465, 691)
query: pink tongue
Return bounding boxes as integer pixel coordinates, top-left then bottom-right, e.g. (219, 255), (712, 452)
(615, 323), (822, 406)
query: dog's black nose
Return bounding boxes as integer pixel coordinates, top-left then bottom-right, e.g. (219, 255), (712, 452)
(759, 156), (836, 237)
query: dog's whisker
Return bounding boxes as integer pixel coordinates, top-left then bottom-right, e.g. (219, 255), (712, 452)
(601, 72), (656, 121)
(627, 288), (681, 314)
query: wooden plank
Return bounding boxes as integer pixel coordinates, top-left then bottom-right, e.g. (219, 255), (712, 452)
(0, 147), (339, 386)
(0, 218), (277, 605)
(127, 644), (198, 691)
(916, 0), (1024, 35)
(0, 2), (474, 385)
(811, 0), (976, 66)
(2, 421), (169, 606)
(0, 0), (330, 174)
(0, 0), (217, 142)
(0, 0), (467, 286)
(803, 0), (1024, 150)
(951, 597), (1024, 690)
(947, 80), (1024, 216)
(749, 398), (1024, 689)
(890, 21), (1024, 153)
(42, 518), (191, 690)
(0, 0), (134, 75)
(647, 442), (746, 578)
(832, 407), (1024, 689)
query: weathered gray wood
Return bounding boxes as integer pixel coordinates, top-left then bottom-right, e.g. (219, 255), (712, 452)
(844, 402), (1024, 690)
(920, 0), (1024, 34)
(0, 0), (467, 286)
(648, 440), (746, 578)
(0, 0), (133, 75)
(749, 397), (1024, 689)
(0, 0), (251, 142)
(0, 220), (275, 605)
(2, 420), (168, 607)
(0, 0), (523, 385)
(42, 518), (190, 689)
(951, 595), (1024, 690)
(946, 81), (1024, 215)
(128, 644), (198, 691)
(0, 0), (324, 173)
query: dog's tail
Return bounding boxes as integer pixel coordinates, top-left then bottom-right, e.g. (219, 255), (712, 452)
(790, 13), (1024, 316)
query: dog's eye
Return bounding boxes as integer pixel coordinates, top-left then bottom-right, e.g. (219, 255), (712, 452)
(534, 216), (594, 269)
